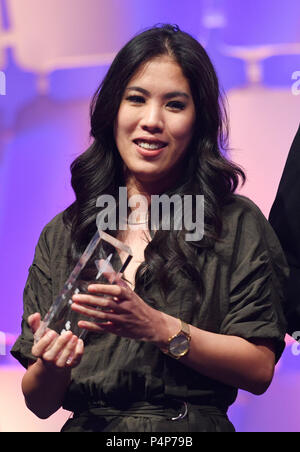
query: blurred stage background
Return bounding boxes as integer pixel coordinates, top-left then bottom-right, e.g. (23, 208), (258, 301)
(0, 0), (299, 432)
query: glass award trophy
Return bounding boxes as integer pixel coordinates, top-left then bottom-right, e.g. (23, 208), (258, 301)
(34, 230), (133, 343)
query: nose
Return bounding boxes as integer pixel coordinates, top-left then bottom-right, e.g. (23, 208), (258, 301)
(140, 103), (163, 133)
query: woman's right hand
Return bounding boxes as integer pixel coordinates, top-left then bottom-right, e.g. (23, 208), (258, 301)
(28, 313), (84, 370)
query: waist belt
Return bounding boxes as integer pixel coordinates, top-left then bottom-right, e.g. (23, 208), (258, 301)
(73, 400), (227, 422)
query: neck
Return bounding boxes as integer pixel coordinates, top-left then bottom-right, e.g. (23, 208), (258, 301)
(125, 173), (178, 200)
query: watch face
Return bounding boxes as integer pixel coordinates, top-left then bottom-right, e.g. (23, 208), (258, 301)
(169, 334), (189, 357)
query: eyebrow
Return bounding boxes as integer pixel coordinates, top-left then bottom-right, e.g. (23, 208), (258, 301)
(126, 86), (190, 100)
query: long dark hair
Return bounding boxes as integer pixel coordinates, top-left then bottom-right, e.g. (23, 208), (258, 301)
(64, 24), (245, 310)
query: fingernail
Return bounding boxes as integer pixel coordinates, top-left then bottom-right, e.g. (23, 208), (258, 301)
(88, 284), (102, 291)
(66, 356), (73, 365)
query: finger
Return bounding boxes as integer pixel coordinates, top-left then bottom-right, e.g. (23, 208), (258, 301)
(78, 306), (127, 328)
(31, 329), (58, 357)
(28, 313), (41, 334)
(77, 319), (111, 333)
(78, 320), (124, 336)
(73, 298), (128, 316)
(72, 293), (116, 308)
(71, 301), (114, 322)
(55, 334), (79, 368)
(72, 294), (123, 317)
(86, 283), (126, 299)
(66, 338), (84, 367)
(41, 331), (73, 363)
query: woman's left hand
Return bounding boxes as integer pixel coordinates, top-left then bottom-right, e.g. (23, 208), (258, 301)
(71, 278), (166, 343)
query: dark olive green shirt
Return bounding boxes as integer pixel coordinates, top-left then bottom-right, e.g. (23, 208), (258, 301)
(11, 195), (288, 432)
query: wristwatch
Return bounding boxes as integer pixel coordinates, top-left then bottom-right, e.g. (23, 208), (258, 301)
(162, 319), (191, 359)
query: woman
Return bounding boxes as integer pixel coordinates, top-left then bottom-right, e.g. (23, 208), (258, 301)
(11, 24), (288, 432)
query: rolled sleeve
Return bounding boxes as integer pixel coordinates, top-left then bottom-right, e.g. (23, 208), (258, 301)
(220, 199), (288, 362)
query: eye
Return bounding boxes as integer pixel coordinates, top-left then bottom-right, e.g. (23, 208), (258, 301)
(125, 95), (145, 104)
(166, 100), (186, 110)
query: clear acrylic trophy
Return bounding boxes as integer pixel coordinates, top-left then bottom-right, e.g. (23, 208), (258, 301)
(34, 230), (133, 343)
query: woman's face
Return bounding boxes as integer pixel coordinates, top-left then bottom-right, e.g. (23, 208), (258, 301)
(114, 55), (196, 190)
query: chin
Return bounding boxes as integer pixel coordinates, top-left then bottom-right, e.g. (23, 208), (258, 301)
(127, 164), (164, 179)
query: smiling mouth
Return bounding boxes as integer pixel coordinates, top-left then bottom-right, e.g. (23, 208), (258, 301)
(133, 139), (168, 150)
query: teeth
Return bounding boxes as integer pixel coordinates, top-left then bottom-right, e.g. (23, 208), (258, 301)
(136, 141), (165, 150)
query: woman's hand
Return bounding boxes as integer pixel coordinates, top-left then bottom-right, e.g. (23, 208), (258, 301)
(71, 278), (168, 344)
(28, 313), (84, 369)
(22, 313), (84, 419)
